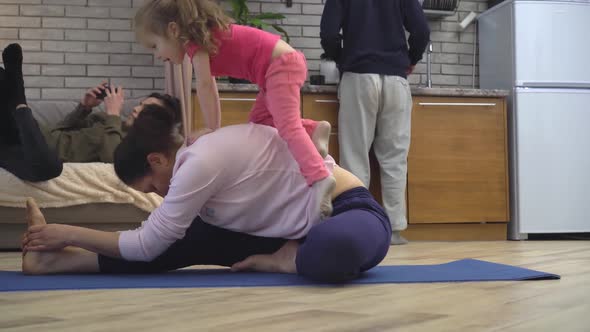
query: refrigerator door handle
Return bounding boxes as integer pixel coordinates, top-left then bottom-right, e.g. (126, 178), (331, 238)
(418, 102), (497, 106)
(521, 82), (590, 89)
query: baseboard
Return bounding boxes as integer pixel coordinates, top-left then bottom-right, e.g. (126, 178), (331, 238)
(402, 223), (508, 241)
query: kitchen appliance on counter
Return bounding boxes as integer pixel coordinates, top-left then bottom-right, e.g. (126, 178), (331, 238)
(479, 0), (590, 239)
(319, 58), (340, 85)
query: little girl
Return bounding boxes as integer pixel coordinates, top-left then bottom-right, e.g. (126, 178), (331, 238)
(134, 0), (335, 218)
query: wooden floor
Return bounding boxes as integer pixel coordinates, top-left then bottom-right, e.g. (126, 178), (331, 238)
(1, 241), (589, 332)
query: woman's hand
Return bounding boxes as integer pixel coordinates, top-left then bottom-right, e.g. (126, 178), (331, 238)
(104, 85), (125, 117)
(81, 81), (108, 108)
(23, 224), (74, 251)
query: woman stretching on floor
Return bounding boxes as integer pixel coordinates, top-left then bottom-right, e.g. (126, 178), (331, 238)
(21, 104), (392, 282)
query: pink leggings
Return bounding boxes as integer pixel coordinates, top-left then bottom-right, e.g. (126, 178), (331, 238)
(249, 51), (329, 185)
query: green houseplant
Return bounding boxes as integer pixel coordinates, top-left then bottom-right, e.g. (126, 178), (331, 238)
(229, 0), (290, 43)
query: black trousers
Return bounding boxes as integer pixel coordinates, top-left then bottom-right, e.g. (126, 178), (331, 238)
(0, 107), (62, 182)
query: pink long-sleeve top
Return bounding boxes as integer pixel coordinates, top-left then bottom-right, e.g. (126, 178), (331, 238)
(118, 124), (334, 261)
(185, 24), (281, 86)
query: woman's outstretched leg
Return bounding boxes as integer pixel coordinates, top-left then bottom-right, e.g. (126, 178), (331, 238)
(21, 197), (289, 275)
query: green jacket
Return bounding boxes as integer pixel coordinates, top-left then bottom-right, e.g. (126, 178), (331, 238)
(40, 104), (129, 163)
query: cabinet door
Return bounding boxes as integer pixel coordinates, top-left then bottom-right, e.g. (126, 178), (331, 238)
(192, 92), (257, 128)
(302, 94), (341, 163)
(301, 94), (339, 132)
(408, 97), (509, 223)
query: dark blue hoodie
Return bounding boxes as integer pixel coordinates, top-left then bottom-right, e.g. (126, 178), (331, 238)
(320, 0), (430, 78)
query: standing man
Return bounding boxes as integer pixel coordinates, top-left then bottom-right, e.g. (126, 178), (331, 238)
(320, 0), (430, 244)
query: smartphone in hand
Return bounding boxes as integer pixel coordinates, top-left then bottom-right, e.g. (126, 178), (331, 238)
(96, 84), (111, 100)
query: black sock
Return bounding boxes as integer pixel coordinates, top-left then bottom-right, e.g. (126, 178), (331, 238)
(2, 43), (27, 108)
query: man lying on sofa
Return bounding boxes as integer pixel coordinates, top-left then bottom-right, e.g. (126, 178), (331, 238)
(0, 43), (180, 182)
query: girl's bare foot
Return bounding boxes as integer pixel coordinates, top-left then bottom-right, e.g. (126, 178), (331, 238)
(314, 175), (336, 220)
(231, 240), (299, 274)
(311, 121), (331, 158)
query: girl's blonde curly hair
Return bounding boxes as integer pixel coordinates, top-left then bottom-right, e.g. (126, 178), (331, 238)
(135, 0), (232, 54)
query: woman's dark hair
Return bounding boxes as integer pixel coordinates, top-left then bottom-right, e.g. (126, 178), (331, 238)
(114, 103), (184, 185)
(148, 93), (181, 118)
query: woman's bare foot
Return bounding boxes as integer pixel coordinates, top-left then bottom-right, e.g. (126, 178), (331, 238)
(22, 198), (100, 275)
(311, 121), (331, 158)
(231, 240), (299, 274)
(22, 198), (51, 274)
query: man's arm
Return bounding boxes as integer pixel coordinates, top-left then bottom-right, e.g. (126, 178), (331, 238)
(87, 114), (124, 163)
(320, 0), (344, 62)
(55, 82), (109, 130)
(403, 0), (431, 66)
(54, 103), (93, 130)
(97, 85), (126, 162)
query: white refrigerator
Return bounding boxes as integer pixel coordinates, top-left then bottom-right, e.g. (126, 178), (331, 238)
(478, 0), (590, 239)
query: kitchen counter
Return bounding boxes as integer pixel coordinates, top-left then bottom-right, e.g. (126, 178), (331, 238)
(213, 83), (509, 97)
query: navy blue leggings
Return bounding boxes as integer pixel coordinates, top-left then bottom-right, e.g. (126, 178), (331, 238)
(98, 187), (392, 282)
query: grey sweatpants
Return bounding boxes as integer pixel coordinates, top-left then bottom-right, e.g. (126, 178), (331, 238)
(338, 72), (412, 231)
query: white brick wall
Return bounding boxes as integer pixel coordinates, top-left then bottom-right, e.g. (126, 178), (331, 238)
(0, 0), (487, 100)
(250, 0), (487, 88)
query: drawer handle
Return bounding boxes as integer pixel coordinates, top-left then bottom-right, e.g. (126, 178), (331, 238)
(315, 99), (339, 103)
(220, 98), (257, 102)
(418, 102), (497, 106)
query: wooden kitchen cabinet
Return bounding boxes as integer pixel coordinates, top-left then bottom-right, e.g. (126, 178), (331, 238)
(407, 96), (509, 224)
(302, 94), (341, 165)
(192, 92), (257, 129)
(302, 93), (509, 241)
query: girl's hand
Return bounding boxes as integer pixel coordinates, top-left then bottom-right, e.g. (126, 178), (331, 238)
(104, 85), (125, 117)
(23, 224), (74, 251)
(81, 81), (108, 108)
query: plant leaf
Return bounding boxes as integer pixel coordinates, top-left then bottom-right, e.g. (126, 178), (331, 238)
(249, 18), (264, 28)
(253, 12), (286, 20)
(271, 24), (290, 43)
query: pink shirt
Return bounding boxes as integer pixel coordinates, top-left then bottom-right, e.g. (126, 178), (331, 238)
(185, 24), (281, 86)
(119, 124), (335, 261)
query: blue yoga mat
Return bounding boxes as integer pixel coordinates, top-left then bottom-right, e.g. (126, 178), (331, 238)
(0, 259), (559, 292)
